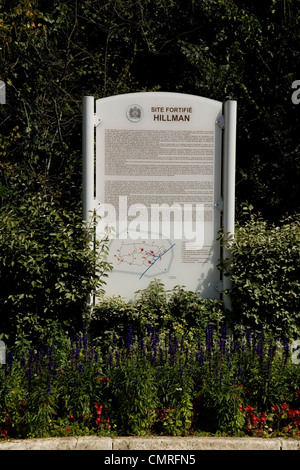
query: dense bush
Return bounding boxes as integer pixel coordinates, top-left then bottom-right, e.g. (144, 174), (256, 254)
(88, 280), (225, 349)
(222, 212), (300, 338)
(0, 189), (111, 346)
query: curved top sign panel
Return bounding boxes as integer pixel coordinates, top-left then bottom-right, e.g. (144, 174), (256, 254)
(96, 91), (222, 127)
(94, 92), (223, 300)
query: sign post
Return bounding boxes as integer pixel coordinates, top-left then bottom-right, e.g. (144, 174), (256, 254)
(223, 100), (237, 311)
(82, 96), (96, 227)
(0, 80), (5, 104)
(0, 340), (6, 365)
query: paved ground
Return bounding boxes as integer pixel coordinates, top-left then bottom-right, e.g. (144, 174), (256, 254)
(0, 435), (299, 450)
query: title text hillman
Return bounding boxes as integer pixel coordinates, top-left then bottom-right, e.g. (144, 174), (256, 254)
(151, 106), (192, 121)
(153, 113), (190, 121)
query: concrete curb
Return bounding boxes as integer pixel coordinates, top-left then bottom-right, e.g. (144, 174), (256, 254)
(0, 436), (299, 450)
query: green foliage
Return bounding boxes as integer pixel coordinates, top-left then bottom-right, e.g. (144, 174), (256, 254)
(109, 359), (159, 436)
(167, 286), (225, 333)
(88, 295), (140, 348)
(197, 380), (245, 435)
(0, 0), (299, 221)
(1, 325), (300, 439)
(222, 212), (300, 338)
(134, 279), (170, 331)
(178, 0), (300, 220)
(89, 280), (225, 348)
(154, 359), (194, 436)
(0, 189), (112, 345)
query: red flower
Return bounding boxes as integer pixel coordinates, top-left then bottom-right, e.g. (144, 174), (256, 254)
(260, 412), (267, 423)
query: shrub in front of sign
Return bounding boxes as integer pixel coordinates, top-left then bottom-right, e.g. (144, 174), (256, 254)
(222, 212), (300, 339)
(0, 190), (112, 346)
(89, 280), (225, 351)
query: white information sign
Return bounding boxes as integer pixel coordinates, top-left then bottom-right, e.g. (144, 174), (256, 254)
(93, 92), (224, 300)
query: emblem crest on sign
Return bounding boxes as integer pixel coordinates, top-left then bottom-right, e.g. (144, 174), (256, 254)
(126, 104), (143, 122)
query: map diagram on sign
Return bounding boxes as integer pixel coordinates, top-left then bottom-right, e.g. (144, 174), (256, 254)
(109, 239), (175, 279)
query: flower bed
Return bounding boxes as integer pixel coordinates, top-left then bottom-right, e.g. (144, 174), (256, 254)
(0, 325), (299, 439)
